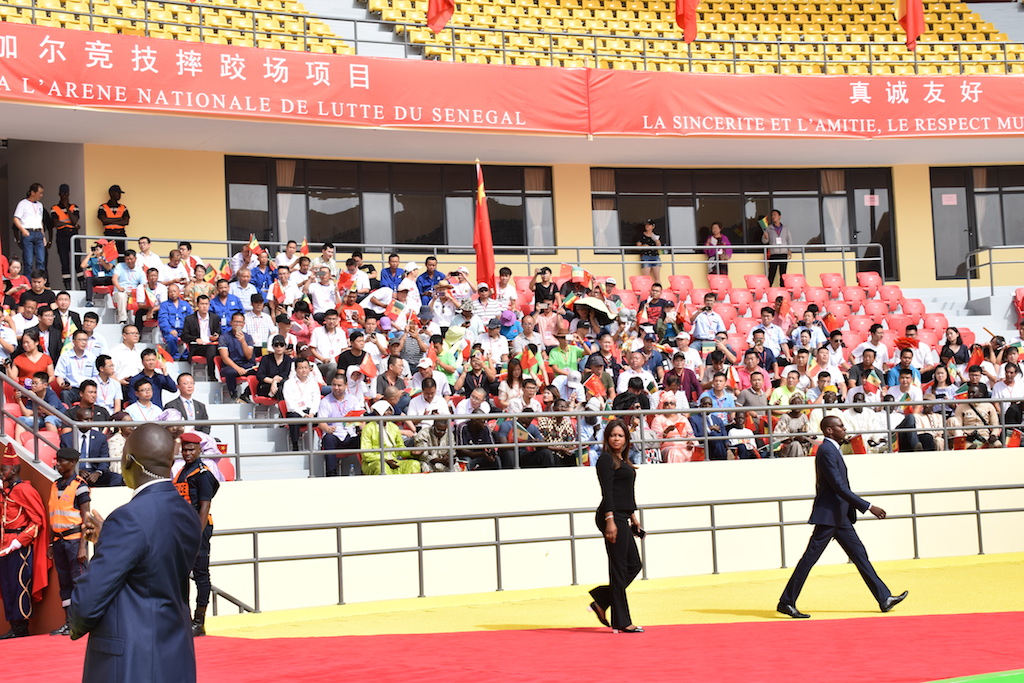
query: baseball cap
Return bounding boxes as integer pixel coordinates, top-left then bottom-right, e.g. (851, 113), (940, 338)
(477, 282), (490, 290)
(605, 277), (617, 286)
(378, 316), (392, 331)
(417, 357), (433, 369)
(404, 261), (419, 272)
(109, 184), (124, 193)
(644, 333), (657, 341)
(486, 318), (501, 329)
(677, 331), (692, 341)
(457, 266), (469, 275)
(397, 280), (417, 292)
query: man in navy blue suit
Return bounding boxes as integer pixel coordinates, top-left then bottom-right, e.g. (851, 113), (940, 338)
(60, 406), (123, 488)
(777, 415), (908, 618)
(69, 423), (202, 683)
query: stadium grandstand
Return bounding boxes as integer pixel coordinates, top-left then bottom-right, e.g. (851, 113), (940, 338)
(2, 2), (1024, 677)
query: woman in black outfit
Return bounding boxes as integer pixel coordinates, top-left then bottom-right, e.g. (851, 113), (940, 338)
(589, 419), (644, 633)
(256, 334), (293, 398)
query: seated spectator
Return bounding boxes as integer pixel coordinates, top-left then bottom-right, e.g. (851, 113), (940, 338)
(308, 268), (340, 323)
(218, 312), (257, 402)
(362, 401), (421, 475)
(182, 295), (221, 381)
(454, 351), (498, 399)
(135, 236), (164, 273)
(20, 269), (57, 312)
(70, 379), (111, 423)
(537, 399), (579, 466)
(11, 328), (54, 385)
(698, 372), (736, 423)
(158, 248), (189, 290)
(650, 393), (695, 463)
(374, 354), (409, 410)
(774, 394), (812, 457)
(317, 373), (363, 476)
(612, 376), (651, 412)
(269, 265), (302, 317)
(134, 267), (168, 330)
(991, 362), (1024, 414)
(183, 263), (216, 310)
(8, 298), (40, 336)
(289, 301), (317, 349)
(618, 349), (657, 394)
(158, 284), (193, 361)
(15, 371), (63, 439)
(410, 357), (451, 398)
(255, 335), (293, 399)
(243, 295), (275, 350)
(126, 377), (163, 421)
(61, 406), (123, 487)
(3, 258), (30, 308)
(728, 411), (759, 460)
(25, 306), (61, 361)
(229, 268), (260, 313)
(81, 242), (114, 307)
(790, 307), (827, 350)
(411, 417), (456, 472)
(345, 365), (371, 406)
(496, 410), (555, 469)
(455, 411), (500, 470)
(210, 278), (243, 322)
(111, 325), (144, 385)
(736, 370), (769, 410)
(699, 350), (729, 390)
(406, 378), (451, 427)
(748, 306), (789, 359)
(886, 368), (924, 404)
(55, 330), (98, 406)
(127, 348), (177, 407)
(885, 348), (922, 387)
(853, 324), (892, 367)
(309, 309), (348, 383)
(507, 377), (544, 414)
(770, 370), (804, 412)
(250, 250), (276, 301)
(808, 371), (845, 403)
(453, 387), (491, 425)
(953, 384), (1002, 448)
(79, 311), (107, 356)
(93, 355), (122, 415)
(283, 358), (321, 450)
(780, 348), (814, 393)
(842, 392), (887, 453)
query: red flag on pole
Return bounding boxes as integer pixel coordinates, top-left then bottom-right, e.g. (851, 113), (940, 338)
(896, 0), (925, 50)
(336, 271), (354, 293)
(473, 162), (495, 292)
(299, 238), (310, 255)
(822, 313), (840, 334)
(675, 0), (700, 43)
(427, 0), (454, 33)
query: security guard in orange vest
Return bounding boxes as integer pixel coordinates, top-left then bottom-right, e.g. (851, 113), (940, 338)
(48, 447), (91, 636)
(174, 432), (219, 637)
(97, 184), (129, 258)
(50, 184), (80, 290)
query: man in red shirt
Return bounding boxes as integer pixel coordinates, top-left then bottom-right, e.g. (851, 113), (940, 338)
(337, 287), (365, 332)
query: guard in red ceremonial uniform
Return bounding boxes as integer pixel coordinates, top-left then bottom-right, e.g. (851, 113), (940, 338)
(50, 183), (81, 290)
(48, 447), (91, 636)
(173, 432), (219, 637)
(97, 184), (130, 258)
(0, 445), (50, 639)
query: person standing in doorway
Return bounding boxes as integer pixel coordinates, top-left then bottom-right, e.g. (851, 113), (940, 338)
(50, 184), (80, 290)
(13, 183), (46, 275)
(635, 220), (662, 283)
(762, 209), (792, 287)
(97, 185), (129, 258)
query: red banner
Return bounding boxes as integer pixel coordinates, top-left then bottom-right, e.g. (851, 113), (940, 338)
(0, 22), (588, 135)
(2, 22), (1024, 139)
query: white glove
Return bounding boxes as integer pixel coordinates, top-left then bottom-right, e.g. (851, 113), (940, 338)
(0, 539), (23, 557)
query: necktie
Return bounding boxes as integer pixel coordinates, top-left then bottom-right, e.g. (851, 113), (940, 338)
(81, 431), (88, 454)
(186, 399), (194, 420)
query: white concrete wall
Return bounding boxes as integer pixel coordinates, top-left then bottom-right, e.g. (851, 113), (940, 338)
(90, 449), (1024, 613)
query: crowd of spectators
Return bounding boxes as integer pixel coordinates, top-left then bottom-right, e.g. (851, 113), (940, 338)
(3, 236), (1024, 480)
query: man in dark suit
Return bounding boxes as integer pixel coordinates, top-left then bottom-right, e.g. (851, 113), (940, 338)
(70, 423), (201, 683)
(181, 294), (221, 381)
(777, 415), (908, 618)
(60, 406), (123, 487)
(17, 306), (62, 360)
(165, 373), (211, 435)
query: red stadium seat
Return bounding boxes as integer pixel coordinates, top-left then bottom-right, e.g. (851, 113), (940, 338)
(844, 330), (868, 350)
(804, 287), (828, 309)
(516, 290), (534, 312)
(514, 276), (533, 293)
(863, 300), (888, 324)
(856, 271), (883, 298)
(878, 285), (903, 312)
(668, 275), (693, 300)
(819, 273), (846, 298)
(841, 286), (867, 313)
(616, 291), (638, 311)
(847, 315), (873, 336)
(885, 314), (913, 336)
(713, 303), (738, 331)
(727, 334), (747, 355)
(734, 317), (760, 336)
(917, 330), (941, 349)
(789, 301), (810, 320)
(766, 287), (790, 304)
(36, 442), (57, 469)
(629, 275), (653, 299)
(825, 302), (851, 329)
(553, 276), (570, 290)
(660, 291), (678, 305)
(782, 273), (808, 300)
(923, 313), (949, 331)
(690, 288), (711, 305)
(707, 274), (732, 300)
(880, 329), (899, 350)
(728, 289), (753, 315)
(744, 274), (770, 301)
(901, 299), (926, 325)
(959, 327), (976, 347)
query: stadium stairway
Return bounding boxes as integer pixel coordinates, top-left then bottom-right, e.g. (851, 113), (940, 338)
(969, 2), (1024, 43)
(287, 0), (420, 58)
(900, 285), (1019, 341)
(69, 290), (312, 481)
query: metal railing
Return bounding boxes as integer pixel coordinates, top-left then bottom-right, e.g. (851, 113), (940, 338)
(207, 481), (1024, 613)
(964, 244), (1024, 303)
(70, 233), (884, 297)
(4, 0), (1023, 74)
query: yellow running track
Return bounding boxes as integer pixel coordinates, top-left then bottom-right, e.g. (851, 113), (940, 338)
(210, 552), (1024, 639)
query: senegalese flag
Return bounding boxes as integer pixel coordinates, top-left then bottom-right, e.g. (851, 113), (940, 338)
(385, 299), (405, 321)
(701, 341), (717, 356)
(299, 238), (310, 256)
(218, 259), (232, 282)
(248, 234), (263, 255)
(726, 365), (740, 391)
(1009, 341), (1024, 351)
(954, 382), (970, 400)
(409, 387), (422, 399)
(563, 292), (579, 310)
(59, 319), (78, 356)
(520, 347), (538, 372)
(583, 372), (606, 398)
(203, 265), (218, 284)
(864, 369), (882, 393)
(758, 215), (770, 232)
(143, 287), (156, 311)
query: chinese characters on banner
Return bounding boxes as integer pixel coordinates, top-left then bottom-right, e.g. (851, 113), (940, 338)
(2, 22), (1024, 138)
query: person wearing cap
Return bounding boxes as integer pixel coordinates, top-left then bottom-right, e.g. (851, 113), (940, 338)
(417, 304), (441, 337)
(475, 317), (511, 366)
(470, 282), (504, 326)
(498, 309), (521, 341)
(48, 447), (91, 636)
(429, 279), (458, 334)
(79, 241), (115, 308)
(410, 356), (452, 397)
(14, 183), (47, 275)
(97, 184), (129, 257)
(173, 431), (219, 637)
(311, 242), (339, 279)
(50, 184), (81, 290)
(450, 266), (473, 303)
(361, 400), (421, 474)
(415, 256), (445, 306)
(0, 446), (49, 639)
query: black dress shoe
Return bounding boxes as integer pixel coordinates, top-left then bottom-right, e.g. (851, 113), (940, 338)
(613, 626), (644, 633)
(777, 602), (810, 619)
(588, 601), (609, 627)
(50, 622), (71, 636)
(191, 620), (206, 637)
(880, 590), (908, 613)
(0, 621), (29, 639)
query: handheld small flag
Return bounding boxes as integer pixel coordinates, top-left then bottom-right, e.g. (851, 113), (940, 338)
(954, 383), (969, 400)
(270, 281), (285, 303)
(520, 347), (538, 372)
(337, 271), (354, 293)
(778, 299), (791, 320)
(583, 373), (606, 398)
(359, 354), (378, 379)
(895, 336), (919, 350)
(968, 345), (985, 368)
(1007, 429), (1022, 449)
(248, 234), (263, 256)
(559, 263), (573, 279)
(203, 266), (218, 284)
(98, 238), (119, 263)
(822, 313), (840, 334)
(700, 341), (717, 356)
(157, 345), (174, 364)
(385, 300), (405, 321)
(850, 434), (867, 454)
(345, 410), (364, 418)
(562, 292), (579, 310)
(864, 370), (882, 393)
(299, 238), (310, 256)
(571, 266), (594, 288)
(952, 435), (967, 450)
(218, 259), (232, 281)
(143, 287), (156, 311)
(726, 365), (739, 391)
(758, 216), (770, 232)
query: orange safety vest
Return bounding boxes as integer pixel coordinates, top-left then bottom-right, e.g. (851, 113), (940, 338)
(100, 203), (127, 220)
(174, 461), (216, 526)
(49, 476), (87, 541)
(51, 204), (78, 229)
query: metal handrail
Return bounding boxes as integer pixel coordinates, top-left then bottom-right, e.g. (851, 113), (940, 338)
(963, 244), (1024, 302)
(210, 585), (256, 616)
(207, 481), (1024, 612)
(5, 0), (1022, 74)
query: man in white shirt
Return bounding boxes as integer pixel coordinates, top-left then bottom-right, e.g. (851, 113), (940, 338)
(512, 314), (544, 356)
(229, 268), (260, 312)
(111, 249), (145, 325)
(309, 309), (348, 383)
(409, 357), (452, 397)
(134, 268), (169, 330)
(453, 387), (491, 425)
(991, 363), (1024, 413)
(470, 283), (504, 326)
(748, 306), (789, 357)
(406, 377), (451, 427)
(283, 358), (321, 450)
(904, 325), (938, 378)
(275, 240), (300, 270)
(0, 319), (18, 364)
(475, 318), (510, 366)
(55, 329), (98, 405)
(243, 296), (276, 349)
(269, 265), (302, 317)
(10, 298), (39, 336)
(13, 183), (46, 273)
(617, 350), (657, 394)
(135, 236), (164, 273)
(94, 354), (122, 415)
(342, 258), (371, 295)
(158, 249), (189, 289)
(853, 324), (892, 367)
(308, 268), (339, 320)
(111, 325), (144, 383)
(494, 267), (518, 311)
(80, 311), (108, 356)
(126, 377), (162, 422)
(690, 292), (726, 343)
(673, 332), (704, 373)
(885, 368), (923, 404)
(230, 243), (259, 277)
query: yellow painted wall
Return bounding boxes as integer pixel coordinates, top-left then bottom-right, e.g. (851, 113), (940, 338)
(891, 164), (943, 289)
(83, 145), (227, 259)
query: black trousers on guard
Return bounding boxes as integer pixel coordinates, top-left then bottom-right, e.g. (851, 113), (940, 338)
(53, 537), (87, 605)
(190, 524), (213, 608)
(780, 522), (891, 607)
(589, 512), (641, 630)
(0, 545), (33, 621)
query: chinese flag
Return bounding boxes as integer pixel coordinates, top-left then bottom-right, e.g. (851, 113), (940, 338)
(560, 263), (574, 279)
(157, 345), (174, 364)
(952, 435), (967, 450)
(427, 0), (454, 33)
(850, 434), (867, 454)
(359, 353), (378, 379)
(98, 238), (118, 263)
(583, 372), (606, 398)
(473, 162), (495, 291)
(1007, 429), (1022, 449)
(822, 313), (840, 333)
(896, 0), (925, 50)
(270, 282), (285, 302)
(967, 345), (985, 369)
(337, 271), (354, 293)
(895, 336), (919, 350)
(675, 0), (700, 43)
(300, 238), (310, 255)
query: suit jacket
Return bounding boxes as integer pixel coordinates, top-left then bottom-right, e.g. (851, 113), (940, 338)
(181, 311), (222, 345)
(13, 324), (62, 360)
(61, 428), (111, 474)
(809, 439), (870, 527)
(70, 480), (201, 683)
(165, 396), (210, 434)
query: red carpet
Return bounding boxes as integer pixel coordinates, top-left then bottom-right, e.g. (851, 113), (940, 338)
(7, 612), (1024, 682)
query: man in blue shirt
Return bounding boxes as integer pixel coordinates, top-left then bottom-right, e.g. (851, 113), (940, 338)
(158, 284), (194, 361)
(127, 348), (178, 407)
(416, 256), (445, 306)
(55, 330), (98, 405)
(219, 312), (257, 401)
(209, 278), (243, 321)
(111, 250), (145, 325)
(699, 372), (737, 423)
(379, 252), (405, 291)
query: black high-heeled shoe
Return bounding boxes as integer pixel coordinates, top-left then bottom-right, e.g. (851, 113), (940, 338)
(588, 601), (609, 627)
(613, 625), (645, 634)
